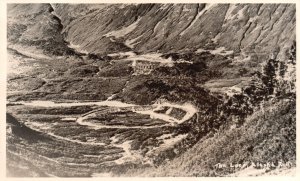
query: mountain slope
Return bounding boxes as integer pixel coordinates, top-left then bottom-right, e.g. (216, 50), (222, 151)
(125, 98), (296, 176)
(52, 3), (295, 59)
(7, 4), (74, 56)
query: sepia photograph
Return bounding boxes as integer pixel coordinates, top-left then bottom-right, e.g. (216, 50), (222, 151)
(4, 1), (297, 177)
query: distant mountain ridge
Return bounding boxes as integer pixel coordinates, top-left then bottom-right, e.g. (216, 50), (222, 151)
(50, 3), (295, 59)
(7, 3), (295, 61)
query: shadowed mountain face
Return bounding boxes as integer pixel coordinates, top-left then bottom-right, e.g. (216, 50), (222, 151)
(7, 4), (71, 56)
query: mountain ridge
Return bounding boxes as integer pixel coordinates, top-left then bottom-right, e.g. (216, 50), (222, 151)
(49, 3), (295, 59)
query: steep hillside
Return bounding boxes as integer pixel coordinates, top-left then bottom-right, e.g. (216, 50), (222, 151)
(7, 4), (76, 57)
(125, 98), (296, 176)
(124, 41), (296, 176)
(53, 4), (295, 58)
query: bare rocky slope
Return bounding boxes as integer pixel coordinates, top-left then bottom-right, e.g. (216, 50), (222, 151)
(8, 4), (295, 58)
(51, 4), (295, 58)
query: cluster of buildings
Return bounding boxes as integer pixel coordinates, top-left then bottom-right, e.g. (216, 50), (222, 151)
(132, 60), (161, 75)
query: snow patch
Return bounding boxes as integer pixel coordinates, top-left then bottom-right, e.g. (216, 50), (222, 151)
(125, 53), (175, 67)
(107, 51), (136, 57)
(125, 35), (143, 48)
(104, 18), (141, 39)
(68, 42), (88, 54)
(61, 117), (77, 121)
(9, 45), (52, 60)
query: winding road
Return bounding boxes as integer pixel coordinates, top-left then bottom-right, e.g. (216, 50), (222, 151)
(12, 99), (198, 166)
(16, 99), (198, 127)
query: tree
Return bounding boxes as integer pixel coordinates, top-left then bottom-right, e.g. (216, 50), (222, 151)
(261, 58), (278, 96)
